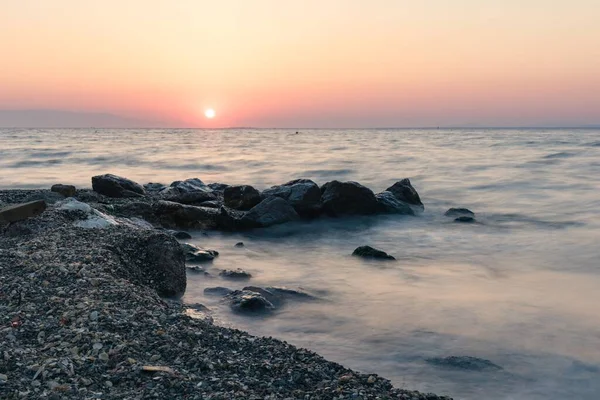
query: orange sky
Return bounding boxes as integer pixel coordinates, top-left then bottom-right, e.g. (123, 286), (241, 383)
(1, 0), (599, 127)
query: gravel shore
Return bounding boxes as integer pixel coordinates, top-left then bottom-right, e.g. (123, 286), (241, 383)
(0, 190), (452, 399)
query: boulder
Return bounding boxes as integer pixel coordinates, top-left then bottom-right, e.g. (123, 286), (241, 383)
(320, 181), (380, 216)
(109, 230), (186, 297)
(262, 179), (322, 217)
(426, 356), (502, 371)
(166, 178), (211, 193)
(224, 185), (262, 210)
(219, 269), (252, 280)
(454, 216), (476, 223)
(153, 200), (219, 229)
(0, 200), (47, 224)
(226, 290), (275, 314)
(92, 174), (146, 198)
(375, 191), (415, 215)
(445, 208), (475, 217)
(51, 184), (77, 197)
(241, 196), (300, 228)
(144, 182), (168, 192)
(204, 287), (233, 296)
(207, 183), (230, 192)
(352, 245), (396, 260)
(385, 178), (423, 208)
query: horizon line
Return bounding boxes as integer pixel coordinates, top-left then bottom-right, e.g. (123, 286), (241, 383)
(1, 126), (599, 130)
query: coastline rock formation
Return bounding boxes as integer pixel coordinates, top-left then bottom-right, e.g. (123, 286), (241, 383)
(320, 180), (380, 216)
(92, 173), (146, 198)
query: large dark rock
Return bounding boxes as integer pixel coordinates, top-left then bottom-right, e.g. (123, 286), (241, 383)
(153, 200), (219, 229)
(385, 178), (423, 208)
(160, 178), (216, 205)
(375, 191), (415, 215)
(224, 185), (262, 210)
(352, 245), (396, 260)
(445, 208), (475, 217)
(167, 178), (211, 193)
(204, 286), (233, 296)
(262, 179), (322, 217)
(92, 174), (146, 198)
(0, 200), (47, 224)
(207, 183), (230, 192)
(109, 230), (186, 297)
(51, 184), (77, 197)
(226, 290), (275, 314)
(426, 356), (502, 371)
(241, 197), (300, 228)
(144, 182), (168, 193)
(320, 181), (380, 216)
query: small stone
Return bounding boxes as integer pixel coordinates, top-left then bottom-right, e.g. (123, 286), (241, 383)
(0, 373), (7, 382)
(105, 380), (113, 388)
(89, 311), (99, 321)
(92, 343), (103, 351)
(32, 380), (41, 387)
(127, 358), (137, 365)
(219, 269), (252, 280)
(99, 352), (109, 361)
(352, 246), (395, 261)
(367, 375), (376, 384)
(454, 216), (476, 223)
(150, 354), (161, 362)
(234, 242), (244, 248)
(142, 366), (174, 374)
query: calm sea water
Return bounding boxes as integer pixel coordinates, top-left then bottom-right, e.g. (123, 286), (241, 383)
(2, 128), (600, 399)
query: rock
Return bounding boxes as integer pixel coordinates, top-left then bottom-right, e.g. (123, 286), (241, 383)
(385, 178), (423, 208)
(352, 245), (396, 260)
(320, 181), (380, 216)
(186, 265), (207, 273)
(204, 287), (233, 296)
(241, 196), (300, 228)
(89, 311), (99, 321)
(166, 178), (211, 193)
(50, 184), (77, 197)
(375, 191), (415, 215)
(262, 179), (322, 217)
(0, 373), (7, 382)
(91, 174), (146, 198)
(219, 269), (252, 280)
(235, 242), (244, 248)
(166, 191), (217, 205)
(445, 208), (475, 217)
(166, 230), (192, 239)
(142, 366), (175, 374)
(144, 182), (167, 192)
(109, 231), (186, 297)
(454, 216), (476, 223)
(198, 200), (221, 208)
(426, 356), (502, 371)
(264, 286), (318, 301)
(57, 198), (119, 229)
(0, 200), (47, 224)
(57, 197), (92, 213)
(226, 290), (275, 314)
(224, 185), (262, 210)
(153, 200), (219, 229)
(207, 183), (230, 192)
(181, 243), (219, 263)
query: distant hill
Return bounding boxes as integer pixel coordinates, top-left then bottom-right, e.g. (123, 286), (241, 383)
(0, 109), (170, 128)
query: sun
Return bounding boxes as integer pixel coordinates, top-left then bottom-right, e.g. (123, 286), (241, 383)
(204, 108), (216, 119)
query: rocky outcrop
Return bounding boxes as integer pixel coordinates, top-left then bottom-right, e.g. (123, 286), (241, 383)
(426, 356), (502, 371)
(352, 245), (396, 260)
(92, 174), (146, 198)
(375, 191), (415, 215)
(385, 178), (423, 208)
(224, 185), (262, 210)
(262, 179), (322, 218)
(241, 197), (300, 228)
(320, 181), (380, 216)
(51, 184), (76, 197)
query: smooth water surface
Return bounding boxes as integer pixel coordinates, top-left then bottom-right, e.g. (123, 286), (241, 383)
(2, 128), (600, 399)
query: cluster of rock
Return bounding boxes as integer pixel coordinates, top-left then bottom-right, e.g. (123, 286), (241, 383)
(89, 174), (424, 231)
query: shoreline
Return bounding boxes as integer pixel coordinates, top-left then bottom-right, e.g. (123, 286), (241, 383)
(0, 187), (451, 399)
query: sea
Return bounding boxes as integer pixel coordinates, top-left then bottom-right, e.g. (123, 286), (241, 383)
(1, 128), (600, 399)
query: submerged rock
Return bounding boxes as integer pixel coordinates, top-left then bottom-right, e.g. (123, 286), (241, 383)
(262, 179), (322, 217)
(375, 191), (415, 215)
(235, 242), (245, 248)
(204, 286), (233, 296)
(241, 196), (300, 228)
(352, 245), (396, 260)
(264, 286), (318, 301)
(226, 290), (275, 313)
(51, 184), (76, 197)
(445, 208), (475, 217)
(181, 243), (219, 263)
(219, 269), (252, 280)
(224, 185), (262, 210)
(321, 181), (380, 216)
(454, 216), (476, 223)
(426, 356), (502, 371)
(385, 178), (423, 208)
(91, 174), (146, 198)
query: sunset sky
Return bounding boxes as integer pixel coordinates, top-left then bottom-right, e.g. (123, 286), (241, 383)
(1, 0), (599, 128)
